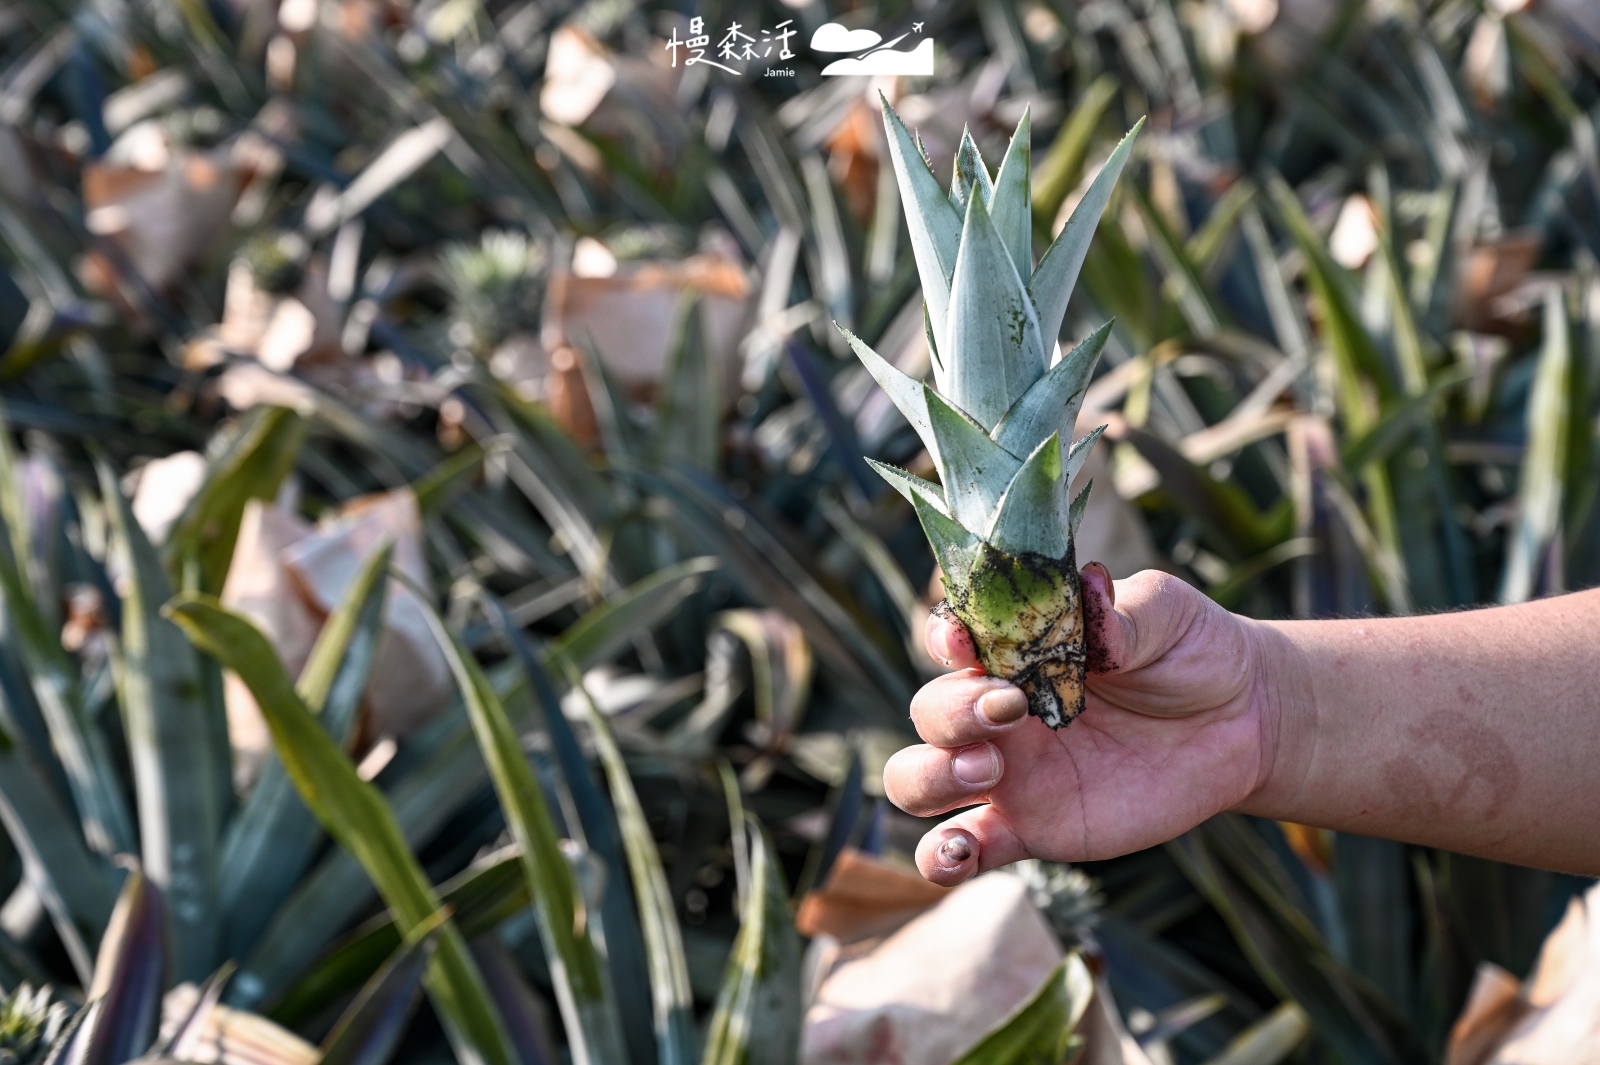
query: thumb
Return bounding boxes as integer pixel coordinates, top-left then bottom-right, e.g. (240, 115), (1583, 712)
(1084, 566), (1211, 676)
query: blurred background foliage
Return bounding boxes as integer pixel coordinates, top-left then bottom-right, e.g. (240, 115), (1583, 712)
(0, 0), (1597, 1061)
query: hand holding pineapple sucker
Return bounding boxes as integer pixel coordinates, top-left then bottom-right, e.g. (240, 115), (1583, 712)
(870, 101), (1600, 885)
(845, 98), (1143, 729)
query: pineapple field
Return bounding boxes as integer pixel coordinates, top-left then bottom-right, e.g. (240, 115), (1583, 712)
(0, 0), (1597, 1062)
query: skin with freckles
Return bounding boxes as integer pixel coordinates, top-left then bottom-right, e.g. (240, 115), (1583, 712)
(887, 565), (1600, 886)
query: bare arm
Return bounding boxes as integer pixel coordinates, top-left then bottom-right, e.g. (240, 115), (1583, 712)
(1243, 589), (1600, 873)
(884, 569), (1600, 884)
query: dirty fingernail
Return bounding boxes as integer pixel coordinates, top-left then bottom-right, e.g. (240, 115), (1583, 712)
(939, 835), (973, 864)
(976, 685), (1028, 725)
(927, 621), (960, 666)
(951, 744), (999, 786)
(1082, 561), (1114, 605)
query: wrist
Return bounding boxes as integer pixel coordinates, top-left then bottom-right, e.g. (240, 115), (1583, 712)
(1231, 617), (1316, 820)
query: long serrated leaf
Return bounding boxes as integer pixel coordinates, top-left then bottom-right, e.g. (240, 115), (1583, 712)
(1031, 120), (1143, 349)
(549, 557), (718, 671)
(318, 908), (447, 1065)
(418, 604), (626, 1065)
(1263, 176), (1393, 419)
(866, 459), (948, 516)
(414, 438), (501, 515)
(925, 388), (1022, 532)
(0, 442), (130, 856)
(1333, 834), (1413, 1026)
(219, 544), (391, 962)
(489, 385), (624, 587)
(0, 726), (112, 985)
(838, 326), (940, 468)
(1130, 182), (1223, 339)
(700, 817), (800, 1065)
(653, 296), (721, 473)
(1265, 175), (1409, 609)
(945, 189), (1047, 428)
(487, 602), (656, 1065)
(470, 937), (559, 1065)
(164, 405), (305, 595)
(987, 433), (1067, 559)
(879, 94), (961, 345)
(1168, 817), (1418, 1065)
(84, 864), (167, 1065)
(992, 323), (1111, 457)
(99, 461), (220, 983)
(269, 845), (529, 1031)
(990, 108), (1033, 282)
(644, 470), (912, 717)
(564, 662), (695, 1065)
(234, 722), (487, 1007)
(162, 598), (518, 1065)
(1502, 286), (1570, 603)
(951, 954), (1094, 1065)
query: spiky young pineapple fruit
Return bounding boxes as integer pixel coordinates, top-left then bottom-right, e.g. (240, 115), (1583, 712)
(841, 98), (1141, 728)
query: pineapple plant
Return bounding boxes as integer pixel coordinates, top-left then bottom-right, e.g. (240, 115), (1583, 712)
(843, 99), (1140, 728)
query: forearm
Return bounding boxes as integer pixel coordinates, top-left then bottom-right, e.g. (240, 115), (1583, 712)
(1237, 590), (1600, 874)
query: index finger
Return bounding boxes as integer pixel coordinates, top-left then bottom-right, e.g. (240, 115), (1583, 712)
(925, 604), (978, 670)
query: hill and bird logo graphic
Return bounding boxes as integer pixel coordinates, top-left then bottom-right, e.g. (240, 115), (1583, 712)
(812, 21), (933, 76)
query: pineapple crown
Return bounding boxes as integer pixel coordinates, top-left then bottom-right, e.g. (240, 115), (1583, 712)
(841, 97), (1141, 572)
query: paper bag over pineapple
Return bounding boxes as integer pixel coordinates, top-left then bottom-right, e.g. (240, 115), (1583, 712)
(220, 489), (450, 789)
(847, 97), (1142, 728)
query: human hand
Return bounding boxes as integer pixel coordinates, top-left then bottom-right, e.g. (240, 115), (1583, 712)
(883, 565), (1279, 885)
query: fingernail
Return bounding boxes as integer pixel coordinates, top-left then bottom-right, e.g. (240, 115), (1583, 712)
(1082, 561), (1114, 606)
(928, 622), (957, 666)
(951, 744), (998, 786)
(939, 835), (973, 864)
(975, 684), (1028, 725)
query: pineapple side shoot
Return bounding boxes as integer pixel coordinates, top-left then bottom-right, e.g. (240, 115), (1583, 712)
(842, 98), (1142, 729)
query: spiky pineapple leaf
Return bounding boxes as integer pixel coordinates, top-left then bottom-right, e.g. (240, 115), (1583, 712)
(565, 663), (696, 1065)
(1069, 480), (1092, 543)
(701, 816), (801, 1065)
(950, 127), (994, 213)
(910, 490), (981, 591)
(318, 909), (446, 1065)
(838, 325), (940, 467)
(99, 459), (221, 983)
(880, 95), (962, 344)
(220, 543), (389, 962)
(164, 405), (305, 596)
(987, 434), (1068, 559)
(866, 459), (948, 516)
(945, 190), (1047, 428)
(87, 863), (168, 1065)
(990, 108), (1033, 283)
(925, 387), (1022, 532)
(992, 323), (1112, 458)
(422, 608), (627, 1065)
(1031, 119), (1144, 349)
(1065, 426), (1106, 488)
(162, 598), (519, 1065)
